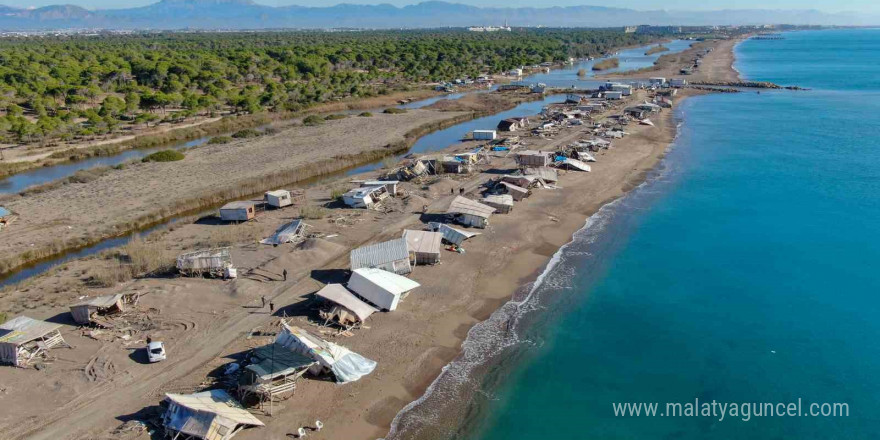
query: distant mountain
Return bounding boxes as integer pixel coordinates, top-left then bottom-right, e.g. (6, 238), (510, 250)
(0, 0), (876, 30)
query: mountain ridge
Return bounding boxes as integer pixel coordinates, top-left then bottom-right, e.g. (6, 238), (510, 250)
(0, 0), (875, 30)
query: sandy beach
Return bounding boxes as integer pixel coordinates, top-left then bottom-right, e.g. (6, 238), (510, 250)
(0, 37), (738, 440)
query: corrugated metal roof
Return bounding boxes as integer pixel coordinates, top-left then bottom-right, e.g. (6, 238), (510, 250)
(350, 238), (410, 270)
(315, 284), (378, 322)
(246, 343), (316, 381)
(483, 194), (514, 207)
(260, 220), (304, 245)
(0, 316), (62, 346)
(165, 390), (264, 427)
(524, 167), (558, 182)
(350, 268), (421, 296)
(560, 158), (592, 172)
(403, 230), (443, 256)
(429, 222), (480, 245)
(446, 196), (496, 218)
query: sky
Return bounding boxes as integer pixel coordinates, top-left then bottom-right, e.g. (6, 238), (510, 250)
(7, 0), (877, 13)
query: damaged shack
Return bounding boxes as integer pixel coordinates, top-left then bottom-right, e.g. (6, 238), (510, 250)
(69, 293), (139, 326)
(177, 247), (235, 278)
(403, 229), (443, 265)
(0, 316), (71, 367)
(315, 283), (378, 328)
(348, 267), (421, 312)
(237, 343), (316, 408)
(275, 322), (376, 383)
(350, 237), (412, 275)
(162, 390), (264, 440)
(260, 220), (307, 246)
(342, 185), (389, 209)
(446, 196), (496, 229)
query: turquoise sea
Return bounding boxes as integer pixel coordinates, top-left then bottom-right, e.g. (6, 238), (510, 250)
(386, 29), (880, 440)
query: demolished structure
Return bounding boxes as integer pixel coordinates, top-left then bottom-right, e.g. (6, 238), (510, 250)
(177, 247), (235, 278)
(0, 316), (71, 367)
(429, 222), (481, 246)
(348, 267), (420, 312)
(275, 322), (377, 383)
(260, 220), (307, 246)
(237, 343), (316, 408)
(162, 390), (264, 440)
(446, 196), (496, 229)
(315, 283), (379, 328)
(69, 293), (139, 326)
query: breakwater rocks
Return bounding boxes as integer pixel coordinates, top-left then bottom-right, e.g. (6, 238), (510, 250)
(691, 81), (807, 90)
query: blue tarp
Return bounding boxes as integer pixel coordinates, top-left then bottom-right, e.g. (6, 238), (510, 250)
(554, 155), (566, 162)
(491, 146), (510, 151)
(0, 207), (10, 218)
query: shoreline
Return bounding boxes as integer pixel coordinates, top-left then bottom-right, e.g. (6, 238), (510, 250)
(382, 39), (743, 439)
(0, 37), (739, 440)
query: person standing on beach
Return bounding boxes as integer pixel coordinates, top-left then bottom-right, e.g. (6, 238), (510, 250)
(269, 302), (275, 314)
(261, 296), (266, 308)
(282, 269), (288, 281)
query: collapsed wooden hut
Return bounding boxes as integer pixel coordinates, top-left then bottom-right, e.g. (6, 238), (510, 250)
(237, 343), (316, 408)
(496, 181), (530, 201)
(501, 174), (541, 189)
(446, 196), (496, 229)
(348, 268), (421, 311)
(428, 222), (481, 246)
(482, 194), (514, 214)
(350, 238), (412, 275)
(275, 322), (376, 383)
(315, 283), (378, 328)
(403, 229), (443, 265)
(342, 185), (389, 209)
(176, 247), (235, 278)
(69, 293), (139, 326)
(0, 316), (71, 367)
(162, 390), (264, 440)
(524, 167), (559, 183)
(260, 220), (307, 246)
(555, 157), (592, 172)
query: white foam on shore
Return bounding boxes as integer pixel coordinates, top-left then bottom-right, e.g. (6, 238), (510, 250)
(382, 105), (690, 440)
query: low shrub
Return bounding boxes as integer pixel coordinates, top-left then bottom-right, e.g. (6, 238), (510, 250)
(383, 107), (407, 114)
(142, 150), (185, 162)
(207, 136), (232, 145)
(324, 114), (348, 121)
(358, 111), (373, 117)
(303, 115), (325, 126)
(232, 128), (261, 138)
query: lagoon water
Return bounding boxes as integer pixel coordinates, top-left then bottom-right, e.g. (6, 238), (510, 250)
(386, 29), (880, 440)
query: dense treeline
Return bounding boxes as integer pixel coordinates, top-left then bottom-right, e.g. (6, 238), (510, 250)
(0, 29), (656, 144)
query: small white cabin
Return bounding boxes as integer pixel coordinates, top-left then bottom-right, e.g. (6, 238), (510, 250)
(669, 78), (688, 87)
(604, 91), (623, 100)
(473, 130), (497, 140)
(264, 190), (293, 208)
